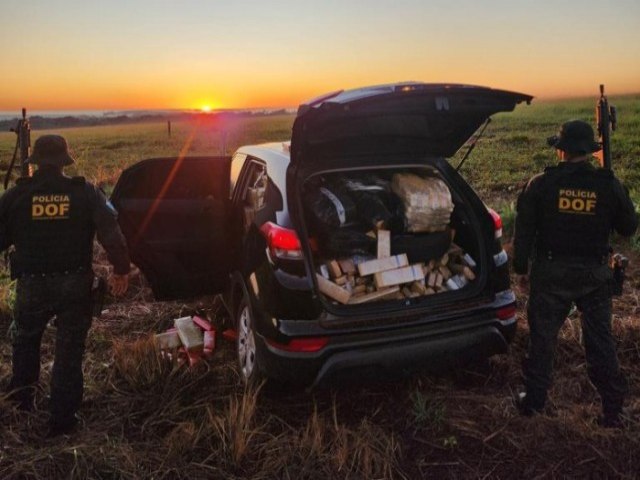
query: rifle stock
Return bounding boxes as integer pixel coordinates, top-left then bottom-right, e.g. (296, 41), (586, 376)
(4, 108), (32, 189)
(595, 84), (616, 170)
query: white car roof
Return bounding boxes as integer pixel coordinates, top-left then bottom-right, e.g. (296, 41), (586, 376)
(237, 142), (291, 164)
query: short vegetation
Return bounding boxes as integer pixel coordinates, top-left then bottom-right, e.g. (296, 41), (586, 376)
(0, 96), (639, 478)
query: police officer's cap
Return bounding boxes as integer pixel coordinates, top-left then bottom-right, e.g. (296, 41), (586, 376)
(546, 120), (601, 154)
(28, 135), (75, 167)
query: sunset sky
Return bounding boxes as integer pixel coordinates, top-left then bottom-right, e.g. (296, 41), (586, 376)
(1, 0), (639, 111)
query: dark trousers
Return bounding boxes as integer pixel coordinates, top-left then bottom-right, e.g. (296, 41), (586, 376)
(524, 259), (628, 414)
(8, 272), (93, 422)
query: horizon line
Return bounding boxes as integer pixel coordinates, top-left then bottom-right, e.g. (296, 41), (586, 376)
(2, 90), (639, 114)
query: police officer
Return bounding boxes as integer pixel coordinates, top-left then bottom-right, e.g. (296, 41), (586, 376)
(0, 135), (131, 436)
(513, 120), (638, 427)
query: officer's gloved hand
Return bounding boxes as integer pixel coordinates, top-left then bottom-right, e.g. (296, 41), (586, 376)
(109, 273), (129, 297)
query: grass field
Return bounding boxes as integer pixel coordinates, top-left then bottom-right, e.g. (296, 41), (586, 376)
(0, 114), (295, 191)
(1, 96), (639, 479)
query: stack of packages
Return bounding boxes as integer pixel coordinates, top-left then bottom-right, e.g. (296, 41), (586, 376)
(316, 231), (477, 304)
(314, 172), (476, 304)
(154, 315), (216, 366)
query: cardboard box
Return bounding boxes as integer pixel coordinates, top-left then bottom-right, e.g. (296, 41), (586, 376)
(374, 264), (425, 289)
(357, 254), (409, 276)
(338, 258), (356, 275)
(348, 286), (400, 304)
(335, 275), (347, 286)
(462, 266), (476, 280)
(327, 260), (342, 279)
(377, 230), (391, 258)
(411, 281), (428, 295)
(317, 274), (351, 304)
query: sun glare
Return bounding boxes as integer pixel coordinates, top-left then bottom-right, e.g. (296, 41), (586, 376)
(201, 105), (212, 113)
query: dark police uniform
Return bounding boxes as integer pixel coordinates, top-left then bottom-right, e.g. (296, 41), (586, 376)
(514, 159), (637, 421)
(0, 138), (130, 431)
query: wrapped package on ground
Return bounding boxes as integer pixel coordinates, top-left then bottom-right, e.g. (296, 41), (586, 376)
(174, 316), (204, 352)
(391, 173), (454, 232)
(193, 315), (214, 331)
(203, 330), (216, 350)
(155, 330), (181, 350)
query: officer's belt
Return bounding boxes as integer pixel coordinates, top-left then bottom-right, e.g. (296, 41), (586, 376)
(536, 250), (607, 265)
(17, 266), (90, 279)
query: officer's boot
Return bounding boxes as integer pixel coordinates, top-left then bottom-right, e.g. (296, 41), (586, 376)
(598, 399), (624, 429)
(515, 389), (546, 416)
(6, 383), (35, 412)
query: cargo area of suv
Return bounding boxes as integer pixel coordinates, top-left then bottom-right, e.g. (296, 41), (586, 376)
(299, 165), (487, 311)
(110, 82), (532, 386)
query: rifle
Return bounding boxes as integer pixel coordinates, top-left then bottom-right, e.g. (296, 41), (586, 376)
(595, 86), (629, 294)
(595, 84), (617, 170)
(4, 108), (33, 189)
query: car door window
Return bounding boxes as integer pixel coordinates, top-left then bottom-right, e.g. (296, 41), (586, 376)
(230, 153), (247, 199)
(238, 161), (267, 230)
(115, 157), (228, 201)
(245, 165), (267, 210)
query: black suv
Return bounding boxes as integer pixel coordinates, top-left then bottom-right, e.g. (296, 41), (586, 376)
(111, 83), (532, 386)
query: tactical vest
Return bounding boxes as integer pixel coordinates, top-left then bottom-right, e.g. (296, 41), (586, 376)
(8, 174), (94, 277)
(536, 165), (615, 259)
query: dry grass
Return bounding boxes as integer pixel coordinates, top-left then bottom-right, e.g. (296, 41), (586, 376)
(1, 241), (639, 479)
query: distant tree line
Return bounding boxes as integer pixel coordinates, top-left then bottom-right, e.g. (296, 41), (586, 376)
(0, 109), (293, 131)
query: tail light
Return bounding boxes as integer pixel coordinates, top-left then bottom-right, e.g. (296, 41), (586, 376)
(496, 305), (516, 320)
(260, 222), (303, 260)
(487, 208), (503, 239)
(266, 336), (329, 353)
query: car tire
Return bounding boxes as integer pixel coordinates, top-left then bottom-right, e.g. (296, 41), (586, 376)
(236, 297), (263, 386)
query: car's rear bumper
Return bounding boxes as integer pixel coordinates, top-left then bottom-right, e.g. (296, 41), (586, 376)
(255, 304), (517, 387)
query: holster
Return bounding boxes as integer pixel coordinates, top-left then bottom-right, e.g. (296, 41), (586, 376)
(610, 254), (628, 297)
(611, 264), (625, 296)
(91, 276), (107, 317)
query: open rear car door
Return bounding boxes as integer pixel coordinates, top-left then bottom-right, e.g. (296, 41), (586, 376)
(110, 156), (232, 300)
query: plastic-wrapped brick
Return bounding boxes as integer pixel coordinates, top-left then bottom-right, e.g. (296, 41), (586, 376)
(391, 173), (454, 232)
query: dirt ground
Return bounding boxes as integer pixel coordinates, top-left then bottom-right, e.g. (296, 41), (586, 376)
(1, 242), (639, 479)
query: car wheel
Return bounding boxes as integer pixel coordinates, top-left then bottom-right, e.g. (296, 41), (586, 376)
(236, 298), (263, 386)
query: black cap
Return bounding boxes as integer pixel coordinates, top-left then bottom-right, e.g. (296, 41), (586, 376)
(546, 120), (601, 154)
(28, 135), (75, 167)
